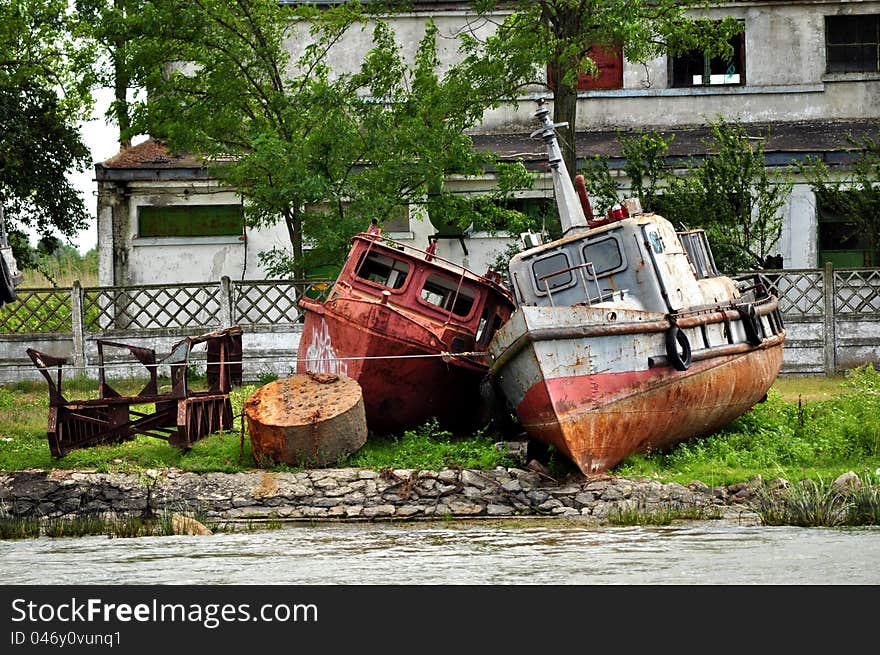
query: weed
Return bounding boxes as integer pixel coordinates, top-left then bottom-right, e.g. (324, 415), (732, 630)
(607, 500), (721, 526)
(0, 515), (41, 540)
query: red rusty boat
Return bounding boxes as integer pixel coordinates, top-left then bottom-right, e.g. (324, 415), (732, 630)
(297, 224), (515, 434)
(486, 102), (786, 475)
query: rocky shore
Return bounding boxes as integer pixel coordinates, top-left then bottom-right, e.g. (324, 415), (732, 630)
(0, 466), (777, 525)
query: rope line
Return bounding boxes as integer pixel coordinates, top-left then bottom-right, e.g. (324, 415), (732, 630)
(18, 352), (491, 374)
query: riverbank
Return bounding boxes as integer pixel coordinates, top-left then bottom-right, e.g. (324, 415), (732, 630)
(1, 465), (773, 526)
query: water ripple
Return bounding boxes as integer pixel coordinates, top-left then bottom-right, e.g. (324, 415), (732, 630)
(2, 520), (879, 585)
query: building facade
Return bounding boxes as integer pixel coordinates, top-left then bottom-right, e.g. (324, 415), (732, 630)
(94, 0), (880, 286)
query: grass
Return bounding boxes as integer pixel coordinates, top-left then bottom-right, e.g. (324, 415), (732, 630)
(750, 473), (880, 527)
(607, 500), (722, 526)
(0, 377), (262, 473)
(614, 365), (880, 488)
(2, 368), (879, 491)
(339, 419), (515, 471)
(19, 248), (98, 289)
(770, 374), (851, 403)
(0, 377), (512, 474)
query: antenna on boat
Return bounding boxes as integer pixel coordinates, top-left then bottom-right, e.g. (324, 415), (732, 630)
(530, 99), (590, 236)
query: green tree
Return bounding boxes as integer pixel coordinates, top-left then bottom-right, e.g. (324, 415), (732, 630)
(75, 0), (148, 149)
(0, 0), (94, 259)
(128, 0), (533, 278)
(668, 118), (791, 272)
(474, 0), (742, 181)
(579, 130), (675, 216)
(800, 136), (880, 266)
(578, 117), (792, 273)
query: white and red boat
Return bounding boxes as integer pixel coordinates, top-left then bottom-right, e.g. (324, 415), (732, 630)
(486, 102), (786, 475)
(297, 225), (515, 434)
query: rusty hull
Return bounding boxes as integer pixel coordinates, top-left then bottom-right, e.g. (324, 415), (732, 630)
(516, 335), (784, 474)
(489, 297), (786, 475)
(298, 297), (491, 433)
(297, 232), (514, 434)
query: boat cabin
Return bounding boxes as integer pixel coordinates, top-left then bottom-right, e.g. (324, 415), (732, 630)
(330, 233), (514, 353)
(507, 206), (740, 314)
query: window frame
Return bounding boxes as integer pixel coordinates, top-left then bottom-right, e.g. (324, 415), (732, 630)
(136, 204), (244, 239)
(825, 14), (880, 74)
(352, 250), (412, 292)
(547, 44), (624, 91)
(580, 234), (627, 280)
(531, 251), (576, 296)
(669, 27), (746, 88)
(416, 272), (479, 320)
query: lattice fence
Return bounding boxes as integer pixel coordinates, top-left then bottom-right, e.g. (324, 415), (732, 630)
(760, 269), (825, 317)
(1, 270), (878, 377)
(233, 280), (314, 326)
(83, 283), (225, 331)
(0, 288), (74, 334)
(834, 269), (880, 315)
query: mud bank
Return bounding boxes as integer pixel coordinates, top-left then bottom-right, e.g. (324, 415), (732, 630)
(0, 467), (774, 525)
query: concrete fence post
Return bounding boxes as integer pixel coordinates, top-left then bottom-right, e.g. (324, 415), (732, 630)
(219, 276), (234, 327)
(71, 280), (86, 370)
(823, 261), (836, 376)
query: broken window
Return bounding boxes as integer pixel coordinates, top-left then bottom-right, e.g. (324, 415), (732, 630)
(670, 27), (745, 87)
(476, 306), (505, 347)
(354, 252), (410, 289)
(678, 229), (720, 279)
(826, 15), (880, 73)
(419, 274), (476, 317)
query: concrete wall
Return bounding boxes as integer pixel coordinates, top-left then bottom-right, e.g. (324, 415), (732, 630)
(298, 1), (880, 132)
(98, 179), (285, 287)
(95, 1), (878, 284)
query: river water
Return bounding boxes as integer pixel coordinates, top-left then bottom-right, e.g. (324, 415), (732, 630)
(2, 519), (879, 585)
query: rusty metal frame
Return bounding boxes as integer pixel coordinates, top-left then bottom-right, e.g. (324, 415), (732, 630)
(27, 326), (243, 457)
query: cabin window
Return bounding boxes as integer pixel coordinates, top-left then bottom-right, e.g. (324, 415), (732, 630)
(669, 25), (745, 87)
(678, 230), (720, 279)
(532, 252), (574, 293)
(420, 274), (476, 317)
(138, 204), (243, 238)
(476, 307), (505, 347)
(354, 252), (410, 289)
(581, 236), (624, 277)
(825, 15), (880, 73)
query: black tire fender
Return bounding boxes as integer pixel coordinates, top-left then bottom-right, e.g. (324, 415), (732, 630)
(665, 325), (691, 371)
(740, 304), (764, 347)
(0, 254), (17, 305)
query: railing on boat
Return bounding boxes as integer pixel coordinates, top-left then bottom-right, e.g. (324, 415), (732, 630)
(535, 260), (615, 308)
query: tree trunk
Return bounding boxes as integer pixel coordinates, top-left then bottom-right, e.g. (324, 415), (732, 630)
(552, 75), (579, 182)
(284, 207), (304, 279)
(546, 2), (582, 183)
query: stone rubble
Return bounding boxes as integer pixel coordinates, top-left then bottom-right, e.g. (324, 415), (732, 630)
(0, 466), (769, 525)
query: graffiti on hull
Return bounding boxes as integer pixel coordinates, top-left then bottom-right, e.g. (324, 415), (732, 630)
(303, 318), (348, 376)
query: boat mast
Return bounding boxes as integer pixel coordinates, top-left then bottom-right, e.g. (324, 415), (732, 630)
(530, 100), (590, 236)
